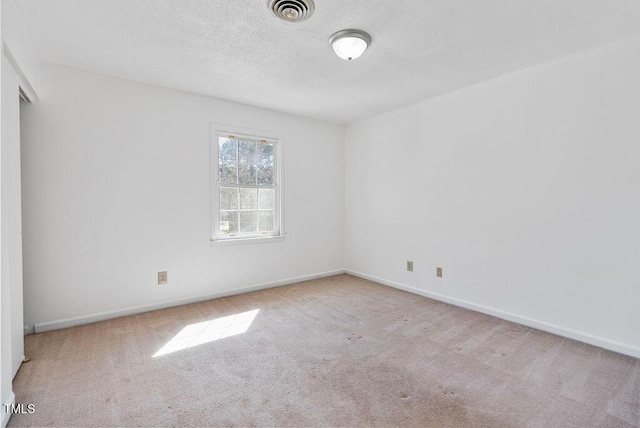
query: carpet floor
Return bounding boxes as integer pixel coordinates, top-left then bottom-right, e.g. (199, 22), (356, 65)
(9, 274), (640, 427)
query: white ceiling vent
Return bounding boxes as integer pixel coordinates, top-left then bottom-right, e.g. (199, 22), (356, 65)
(267, 0), (315, 22)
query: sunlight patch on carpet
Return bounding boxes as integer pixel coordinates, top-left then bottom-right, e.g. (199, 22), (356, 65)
(153, 309), (259, 357)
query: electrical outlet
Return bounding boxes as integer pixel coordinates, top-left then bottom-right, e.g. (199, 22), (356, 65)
(407, 261), (414, 272)
(436, 267), (443, 278)
(158, 271), (168, 285)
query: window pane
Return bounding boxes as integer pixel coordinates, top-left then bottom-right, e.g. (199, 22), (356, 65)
(258, 188), (275, 210)
(256, 143), (274, 185)
(220, 211), (238, 235)
(219, 138), (238, 184)
(240, 211), (257, 233)
(240, 188), (257, 210)
(219, 162), (237, 185)
(220, 188), (238, 210)
(238, 140), (257, 185)
(259, 210), (274, 232)
(218, 138), (237, 163)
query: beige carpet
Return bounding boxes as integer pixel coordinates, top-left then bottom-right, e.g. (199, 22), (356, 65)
(9, 274), (640, 427)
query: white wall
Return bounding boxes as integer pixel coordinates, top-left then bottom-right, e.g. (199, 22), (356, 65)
(21, 63), (345, 329)
(0, 6), (7, 420)
(346, 35), (640, 357)
(2, 56), (23, 376)
(2, 0), (40, 99)
(1, 1), (41, 425)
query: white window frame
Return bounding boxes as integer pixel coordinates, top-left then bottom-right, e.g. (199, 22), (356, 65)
(210, 124), (285, 244)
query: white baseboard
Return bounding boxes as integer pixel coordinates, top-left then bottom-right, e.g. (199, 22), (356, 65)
(346, 269), (640, 359)
(35, 269), (346, 333)
(2, 391), (15, 428)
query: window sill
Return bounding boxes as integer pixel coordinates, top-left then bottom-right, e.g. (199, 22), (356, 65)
(211, 234), (286, 246)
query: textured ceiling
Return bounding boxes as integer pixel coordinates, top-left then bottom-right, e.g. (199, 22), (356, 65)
(16, 0), (640, 124)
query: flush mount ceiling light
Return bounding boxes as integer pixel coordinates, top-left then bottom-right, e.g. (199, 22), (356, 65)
(329, 29), (372, 61)
(267, 0), (315, 22)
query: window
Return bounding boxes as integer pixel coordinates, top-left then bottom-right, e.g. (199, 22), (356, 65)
(211, 127), (283, 242)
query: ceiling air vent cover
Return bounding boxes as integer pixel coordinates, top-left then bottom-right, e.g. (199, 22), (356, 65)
(268, 0), (315, 22)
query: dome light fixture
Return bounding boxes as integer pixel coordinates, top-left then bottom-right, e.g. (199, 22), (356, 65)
(329, 29), (371, 61)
